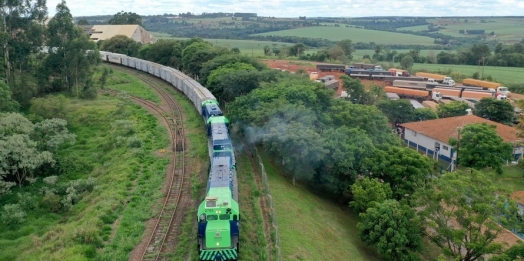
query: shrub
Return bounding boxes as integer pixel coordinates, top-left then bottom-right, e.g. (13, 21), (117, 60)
(1, 204), (27, 224)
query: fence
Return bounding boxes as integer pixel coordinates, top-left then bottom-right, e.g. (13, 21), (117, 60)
(251, 145), (282, 261)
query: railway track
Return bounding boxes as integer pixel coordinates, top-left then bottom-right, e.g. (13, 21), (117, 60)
(105, 65), (192, 261)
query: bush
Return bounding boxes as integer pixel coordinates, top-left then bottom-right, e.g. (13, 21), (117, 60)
(1, 204), (27, 224)
(127, 136), (142, 148)
(42, 192), (62, 212)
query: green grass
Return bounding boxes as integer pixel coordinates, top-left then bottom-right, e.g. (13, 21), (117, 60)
(258, 150), (380, 261)
(0, 95), (170, 260)
(151, 33), (303, 56)
(253, 26), (436, 45)
(481, 165), (524, 192)
(409, 63), (524, 85)
(398, 18), (524, 44)
(232, 137), (270, 261)
(352, 49), (445, 61)
(0, 66), (210, 261)
(104, 65), (160, 103)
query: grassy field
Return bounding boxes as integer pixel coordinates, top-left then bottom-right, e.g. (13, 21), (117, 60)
(258, 150), (381, 261)
(398, 18), (524, 44)
(0, 66), (210, 260)
(481, 165), (524, 192)
(151, 32), (307, 56)
(253, 26), (436, 45)
(352, 49), (445, 61)
(408, 63), (524, 85)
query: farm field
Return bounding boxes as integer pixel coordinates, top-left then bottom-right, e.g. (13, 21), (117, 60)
(259, 151), (381, 261)
(151, 32), (312, 56)
(352, 49), (446, 61)
(410, 63), (524, 85)
(253, 26), (437, 45)
(398, 17), (524, 44)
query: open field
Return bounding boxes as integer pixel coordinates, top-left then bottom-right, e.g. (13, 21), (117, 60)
(151, 32), (310, 56)
(259, 150), (381, 261)
(410, 63), (524, 85)
(352, 49), (445, 61)
(481, 166), (524, 193)
(253, 26), (436, 45)
(398, 18), (524, 44)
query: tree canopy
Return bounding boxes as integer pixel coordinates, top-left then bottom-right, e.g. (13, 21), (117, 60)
(100, 35), (141, 56)
(474, 98), (515, 125)
(413, 170), (521, 261)
(437, 101), (469, 118)
(358, 199), (423, 260)
(108, 11), (142, 25)
(350, 177), (392, 213)
(449, 123), (513, 171)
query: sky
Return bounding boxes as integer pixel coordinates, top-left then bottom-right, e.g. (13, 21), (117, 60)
(46, 0), (524, 17)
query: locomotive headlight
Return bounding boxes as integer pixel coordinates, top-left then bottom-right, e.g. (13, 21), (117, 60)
(216, 243), (219, 246)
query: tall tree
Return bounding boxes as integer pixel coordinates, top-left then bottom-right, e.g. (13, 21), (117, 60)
(108, 11), (142, 25)
(340, 75), (366, 104)
(474, 98), (515, 125)
(377, 99), (417, 124)
(44, 1), (99, 96)
(449, 123), (513, 172)
(336, 39), (353, 58)
(358, 199), (423, 261)
(400, 55), (414, 70)
(437, 101), (469, 118)
(0, 0), (47, 84)
(413, 170), (521, 261)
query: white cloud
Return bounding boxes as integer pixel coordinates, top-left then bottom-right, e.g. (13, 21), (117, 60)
(46, 0), (524, 17)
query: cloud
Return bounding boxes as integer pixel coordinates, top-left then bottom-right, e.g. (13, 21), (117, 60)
(46, 0), (524, 17)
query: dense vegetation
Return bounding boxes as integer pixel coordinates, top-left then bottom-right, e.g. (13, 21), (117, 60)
(115, 33), (524, 260)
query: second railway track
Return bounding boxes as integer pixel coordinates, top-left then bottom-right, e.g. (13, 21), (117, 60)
(107, 65), (192, 261)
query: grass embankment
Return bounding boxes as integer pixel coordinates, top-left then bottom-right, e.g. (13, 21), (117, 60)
(257, 150), (381, 261)
(0, 66), (209, 260)
(476, 166), (524, 193)
(231, 137), (270, 261)
(0, 95), (169, 260)
(104, 65), (160, 103)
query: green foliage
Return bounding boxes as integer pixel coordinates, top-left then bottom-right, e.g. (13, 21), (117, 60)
(0, 81), (20, 112)
(337, 39), (354, 58)
(449, 123), (513, 171)
(362, 145), (433, 199)
(437, 101), (469, 118)
(100, 35), (142, 56)
(43, 1), (100, 96)
(358, 199), (423, 261)
(377, 99), (419, 124)
(413, 170), (521, 261)
(108, 11), (142, 25)
(350, 177), (392, 213)
(181, 41), (214, 76)
(341, 75), (366, 104)
(29, 94), (70, 120)
(474, 98), (515, 125)
(489, 243), (524, 261)
(400, 54), (414, 69)
(414, 108), (438, 121)
(1, 204), (27, 224)
(199, 54), (267, 85)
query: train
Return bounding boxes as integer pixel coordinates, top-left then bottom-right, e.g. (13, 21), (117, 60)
(99, 51), (240, 261)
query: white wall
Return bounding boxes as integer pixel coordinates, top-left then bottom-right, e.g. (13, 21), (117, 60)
(404, 128), (454, 160)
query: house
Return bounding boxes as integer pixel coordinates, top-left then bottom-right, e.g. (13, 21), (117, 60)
(399, 114), (524, 168)
(81, 24), (157, 44)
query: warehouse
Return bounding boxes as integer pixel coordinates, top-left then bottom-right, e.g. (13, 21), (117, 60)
(80, 24), (157, 44)
(399, 114), (524, 170)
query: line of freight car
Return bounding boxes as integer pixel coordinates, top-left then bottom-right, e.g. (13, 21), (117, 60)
(392, 80), (452, 90)
(316, 63), (346, 72)
(384, 77), (425, 85)
(344, 69), (393, 80)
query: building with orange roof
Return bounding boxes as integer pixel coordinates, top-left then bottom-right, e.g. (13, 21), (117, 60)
(398, 114), (524, 170)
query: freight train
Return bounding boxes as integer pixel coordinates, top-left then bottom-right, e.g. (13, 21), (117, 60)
(99, 51), (239, 261)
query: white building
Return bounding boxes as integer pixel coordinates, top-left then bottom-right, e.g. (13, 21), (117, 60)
(80, 25), (157, 44)
(399, 115), (524, 167)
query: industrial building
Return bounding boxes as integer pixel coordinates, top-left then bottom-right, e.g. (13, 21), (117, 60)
(79, 24), (157, 44)
(399, 114), (524, 170)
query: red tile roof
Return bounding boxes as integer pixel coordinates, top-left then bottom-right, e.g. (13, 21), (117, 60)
(400, 115), (522, 143)
(512, 191), (524, 205)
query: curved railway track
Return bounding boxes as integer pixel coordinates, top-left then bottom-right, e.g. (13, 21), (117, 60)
(105, 65), (192, 261)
